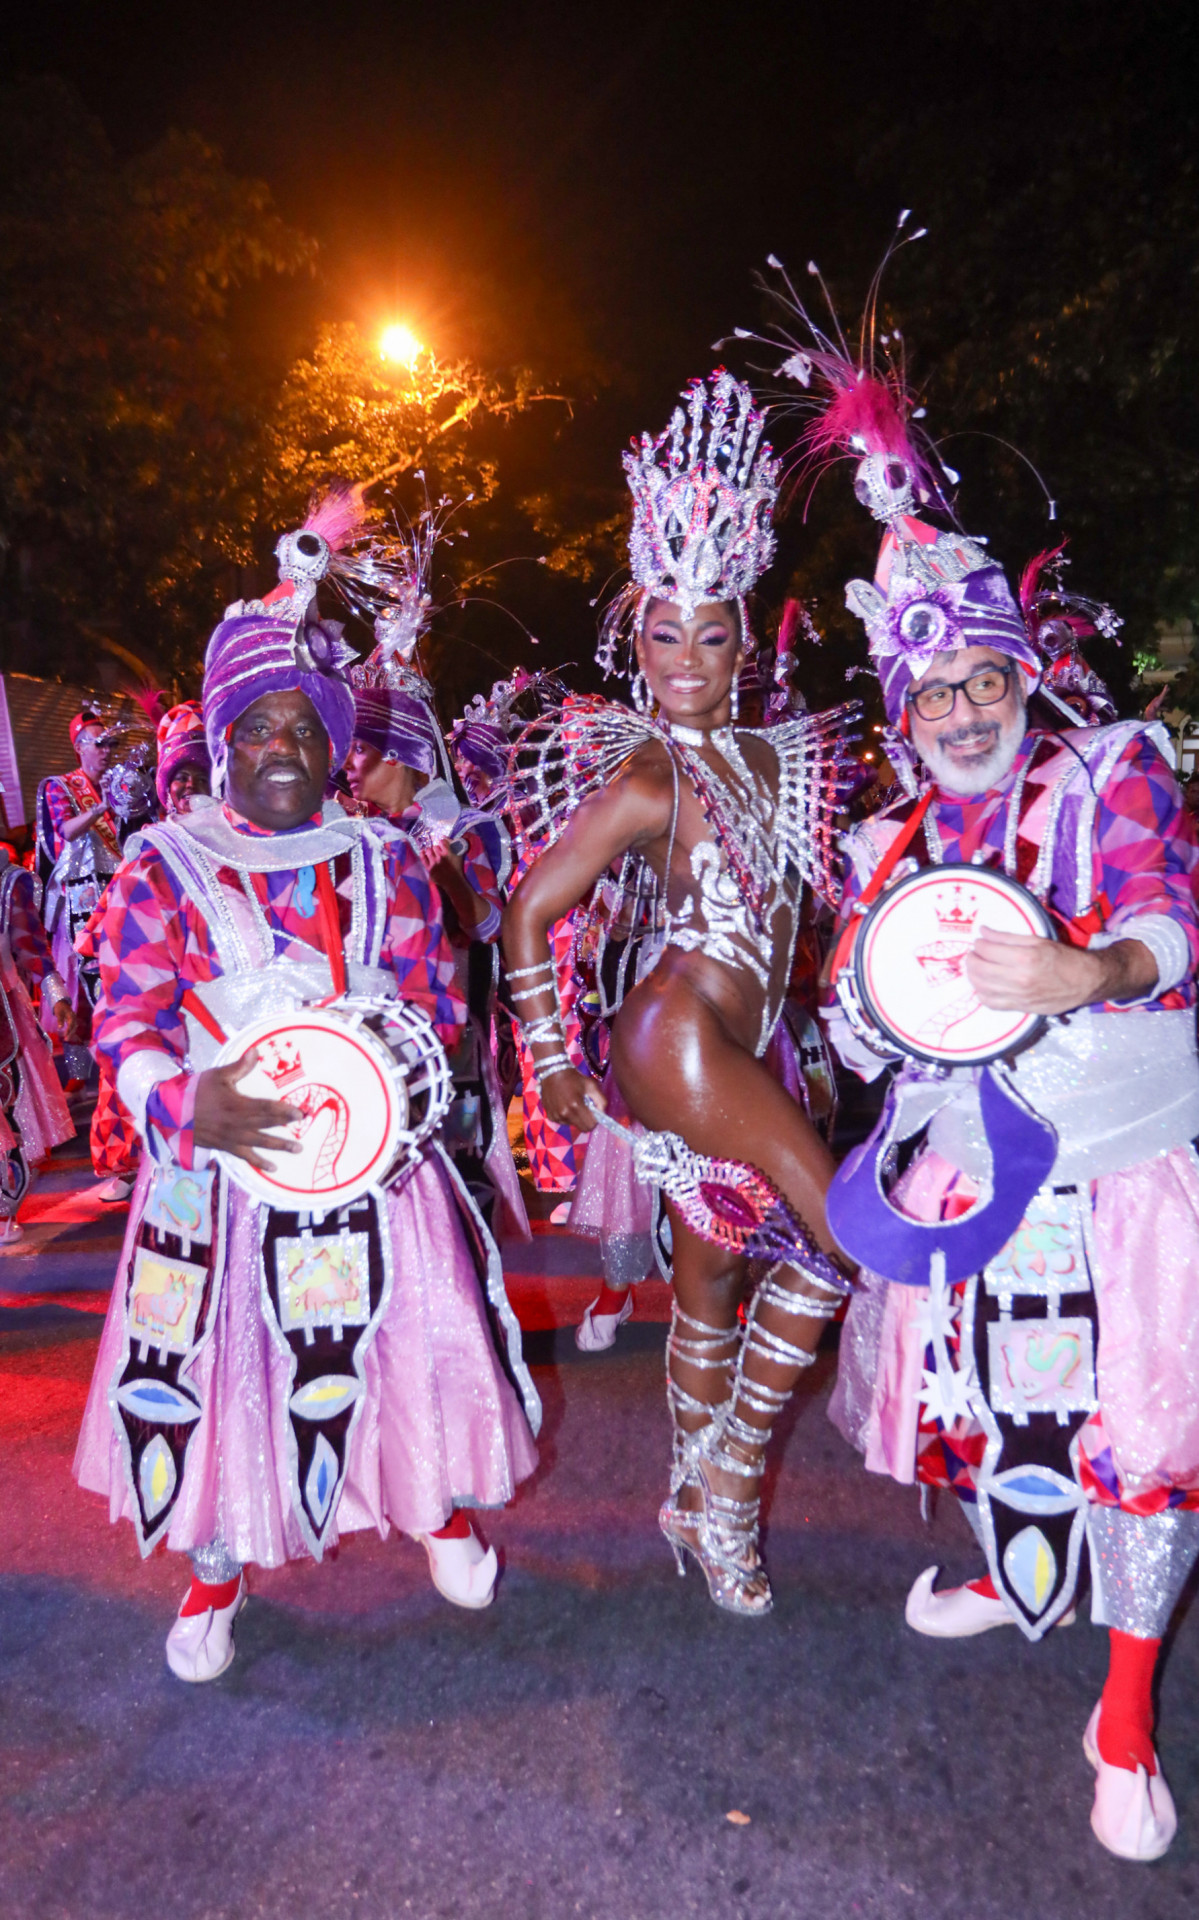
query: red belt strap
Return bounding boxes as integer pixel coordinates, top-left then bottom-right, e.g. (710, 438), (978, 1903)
(826, 788), (935, 989)
(181, 989), (227, 1045)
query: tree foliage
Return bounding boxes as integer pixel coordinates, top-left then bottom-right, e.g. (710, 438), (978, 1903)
(0, 78), (557, 691)
(0, 78), (315, 681)
(858, 2), (1199, 703)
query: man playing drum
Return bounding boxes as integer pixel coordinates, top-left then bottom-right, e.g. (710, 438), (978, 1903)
(800, 376), (1199, 1860)
(73, 543), (539, 1682)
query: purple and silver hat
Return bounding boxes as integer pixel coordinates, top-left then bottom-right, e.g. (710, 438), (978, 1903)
(352, 687), (443, 778)
(743, 243), (1044, 726)
(155, 701), (211, 808)
(203, 602), (358, 788)
(447, 718), (507, 780)
(849, 517), (1041, 724)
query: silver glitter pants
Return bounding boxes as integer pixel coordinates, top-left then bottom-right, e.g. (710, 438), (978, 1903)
(1089, 1506), (1199, 1639)
(64, 1044), (92, 1083)
(600, 1230), (653, 1290)
(189, 1537), (241, 1584)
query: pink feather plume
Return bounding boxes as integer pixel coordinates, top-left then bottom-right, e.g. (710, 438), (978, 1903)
(130, 683), (168, 727)
(777, 599), (801, 655)
(1018, 540), (1068, 617)
(801, 369), (915, 464)
(302, 479), (374, 553)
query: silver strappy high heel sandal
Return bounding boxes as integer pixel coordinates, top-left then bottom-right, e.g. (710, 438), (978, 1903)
(657, 1300), (737, 1585)
(674, 1262), (846, 1617)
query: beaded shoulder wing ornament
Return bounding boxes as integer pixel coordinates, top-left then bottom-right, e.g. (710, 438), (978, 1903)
(512, 695), (853, 904)
(449, 667), (570, 812)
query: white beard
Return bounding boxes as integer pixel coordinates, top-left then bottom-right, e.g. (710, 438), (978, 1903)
(921, 708), (1026, 798)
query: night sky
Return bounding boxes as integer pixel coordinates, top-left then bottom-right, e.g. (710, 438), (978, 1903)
(6, 2), (913, 381)
(2, 2), (1193, 699)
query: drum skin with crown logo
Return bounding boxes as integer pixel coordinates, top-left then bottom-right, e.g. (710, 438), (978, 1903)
(837, 861), (1055, 1067)
(212, 998), (453, 1209)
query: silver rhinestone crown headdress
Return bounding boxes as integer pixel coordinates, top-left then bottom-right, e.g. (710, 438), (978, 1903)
(626, 368), (779, 611)
(599, 370), (779, 675)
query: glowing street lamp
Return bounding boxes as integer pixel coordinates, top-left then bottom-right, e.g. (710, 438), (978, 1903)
(380, 323), (425, 369)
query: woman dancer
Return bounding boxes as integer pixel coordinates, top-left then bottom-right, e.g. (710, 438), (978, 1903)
(504, 370), (854, 1614)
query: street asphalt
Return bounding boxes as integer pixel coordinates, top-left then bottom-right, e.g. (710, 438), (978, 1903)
(2, 1117), (1198, 1918)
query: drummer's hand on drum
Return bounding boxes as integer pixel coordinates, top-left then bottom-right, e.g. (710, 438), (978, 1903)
(966, 927), (1158, 1015)
(542, 1066), (605, 1132)
(194, 1050), (303, 1171)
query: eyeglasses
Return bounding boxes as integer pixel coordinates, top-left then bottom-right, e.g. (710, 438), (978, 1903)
(906, 663), (1014, 723)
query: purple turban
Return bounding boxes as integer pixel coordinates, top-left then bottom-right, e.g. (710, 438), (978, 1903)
(203, 604), (357, 786)
(352, 688), (443, 778)
(448, 719), (507, 780)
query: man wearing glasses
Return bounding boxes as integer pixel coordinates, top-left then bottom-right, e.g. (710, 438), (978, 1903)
(823, 509), (1199, 1863)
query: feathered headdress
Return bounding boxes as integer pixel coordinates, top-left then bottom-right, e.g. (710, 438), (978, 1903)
(267, 479), (381, 619)
(597, 369), (781, 677)
(729, 215), (952, 523)
(734, 219), (1040, 724)
(1019, 541), (1121, 726)
(204, 483), (371, 788)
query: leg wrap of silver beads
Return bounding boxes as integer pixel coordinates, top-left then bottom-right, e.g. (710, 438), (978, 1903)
(665, 1303), (737, 1484)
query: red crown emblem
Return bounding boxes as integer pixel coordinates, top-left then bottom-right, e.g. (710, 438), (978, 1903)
(258, 1036), (306, 1092)
(933, 887), (979, 938)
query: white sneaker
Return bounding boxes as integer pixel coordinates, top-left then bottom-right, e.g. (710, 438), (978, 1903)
(97, 1176), (134, 1203)
(165, 1576), (246, 1682)
(904, 1565), (1076, 1638)
(416, 1525), (498, 1609)
(1084, 1702), (1177, 1861)
(575, 1290), (635, 1352)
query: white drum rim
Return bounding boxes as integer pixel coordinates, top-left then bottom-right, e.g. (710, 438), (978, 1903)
(212, 1007), (406, 1209)
(856, 861), (1052, 1067)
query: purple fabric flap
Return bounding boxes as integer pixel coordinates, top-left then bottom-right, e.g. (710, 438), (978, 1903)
(827, 1067), (1057, 1285)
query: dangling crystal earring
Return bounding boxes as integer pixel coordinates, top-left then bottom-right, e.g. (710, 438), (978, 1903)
(631, 669), (651, 714)
(729, 672), (740, 723)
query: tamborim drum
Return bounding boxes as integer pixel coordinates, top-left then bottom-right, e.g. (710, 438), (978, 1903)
(838, 861), (1054, 1067)
(212, 998), (453, 1209)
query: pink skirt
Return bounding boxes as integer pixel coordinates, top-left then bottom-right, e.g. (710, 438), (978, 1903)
(74, 1155), (539, 1567)
(568, 1067), (653, 1239)
(8, 978), (73, 1163)
(479, 1022), (530, 1242)
(829, 1144), (1199, 1507)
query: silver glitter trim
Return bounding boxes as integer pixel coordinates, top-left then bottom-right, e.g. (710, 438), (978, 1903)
(600, 1230), (653, 1290)
(1094, 912), (1193, 1003)
(190, 1536), (241, 1583)
(1028, 761), (1074, 901)
(1088, 1505), (1199, 1638)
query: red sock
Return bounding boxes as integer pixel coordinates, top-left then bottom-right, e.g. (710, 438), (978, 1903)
(593, 1283), (632, 1317)
(966, 1573), (999, 1600)
(430, 1510), (473, 1541)
(179, 1574), (241, 1617)
(1098, 1628), (1160, 1774)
